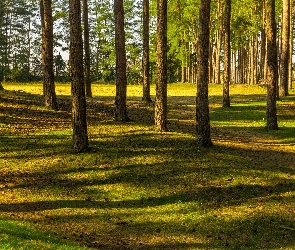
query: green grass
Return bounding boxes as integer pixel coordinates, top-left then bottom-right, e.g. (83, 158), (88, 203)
(0, 219), (88, 250)
(0, 82), (295, 249)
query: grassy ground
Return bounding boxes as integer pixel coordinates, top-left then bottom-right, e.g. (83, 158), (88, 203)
(0, 82), (294, 250)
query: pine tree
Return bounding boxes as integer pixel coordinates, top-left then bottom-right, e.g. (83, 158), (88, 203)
(40, 0), (58, 110)
(114, 0), (129, 122)
(155, 0), (168, 132)
(69, 0), (89, 152)
(223, 0), (231, 107)
(196, 0), (213, 147)
(142, 0), (152, 103)
(265, 0), (278, 130)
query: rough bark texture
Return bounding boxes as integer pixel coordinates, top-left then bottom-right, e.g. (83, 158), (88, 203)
(280, 0), (290, 97)
(114, 0), (129, 122)
(142, 0), (152, 103)
(196, 0), (212, 147)
(155, 0), (168, 132)
(223, 0), (231, 107)
(288, 3), (293, 90)
(265, 0), (278, 130)
(69, 0), (89, 152)
(83, 0), (92, 98)
(41, 0), (57, 110)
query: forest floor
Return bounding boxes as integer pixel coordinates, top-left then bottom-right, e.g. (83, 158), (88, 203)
(0, 82), (294, 250)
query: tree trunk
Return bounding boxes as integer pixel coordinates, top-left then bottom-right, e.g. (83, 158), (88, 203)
(142, 0), (152, 103)
(41, 0), (57, 110)
(83, 0), (92, 98)
(69, 0), (89, 152)
(288, 3), (293, 90)
(265, 0), (278, 130)
(196, 0), (212, 147)
(114, 0), (129, 122)
(155, 0), (168, 132)
(223, 0), (231, 107)
(280, 0), (290, 97)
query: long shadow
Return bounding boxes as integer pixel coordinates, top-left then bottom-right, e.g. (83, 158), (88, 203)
(0, 180), (294, 212)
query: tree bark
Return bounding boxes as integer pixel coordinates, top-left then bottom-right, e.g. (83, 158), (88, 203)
(142, 0), (152, 103)
(114, 0), (129, 122)
(69, 0), (89, 152)
(265, 0), (278, 130)
(288, 3), (293, 90)
(280, 0), (290, 97)
(41, 0), (57, 110)
(223, 0), (231, 107)
(83, 0), (92, 98)
(155, 0), (168, 132)
(196, 0), (212, 147)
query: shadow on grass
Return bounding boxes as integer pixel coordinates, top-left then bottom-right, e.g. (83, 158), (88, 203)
(0, 219), (88, 250)
(1, 89), (295, 249)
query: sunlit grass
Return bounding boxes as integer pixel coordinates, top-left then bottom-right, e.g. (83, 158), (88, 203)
(0, 82), (294, 249)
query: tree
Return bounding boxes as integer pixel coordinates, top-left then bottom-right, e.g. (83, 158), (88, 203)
(223, 0), (231, 107)
(280, 0), (290, 97)
(196, 0), (213, 147)
(155, 0), (168, 132)
(69, 0), (88, 152)
(114, 0), (129, 122)
(83, 0), (92, 98)
(265, 0), (278, 130)
(142, 0), (152, 103)
(40, 0), (58, 110)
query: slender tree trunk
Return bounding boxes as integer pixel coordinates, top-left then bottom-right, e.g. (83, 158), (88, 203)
(69, 0), (89, 152)
(289, 3), (293, 89)
(27, 16), (31, 72)
(83, 0), (92, 98)
(155, 0), (168, 132)
(142, 0), (152, 102)
(215, 0), (224, 85)
(223, 0), (231, 107)
(280, 0), (290, 97)
(196, 0), (212, 147)
(265, 0), (278, 130)
(114, 0), (129, 122)
(41, 0), (57, 110)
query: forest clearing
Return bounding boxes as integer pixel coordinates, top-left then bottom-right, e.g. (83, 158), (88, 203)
(0, 82), (294, 249)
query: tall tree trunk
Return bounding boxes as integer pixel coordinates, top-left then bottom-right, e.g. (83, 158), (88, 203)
(265, 0), (278, 130)
(83, 0), (92, 98)
(114, 0), (129, 122)
(288, 3), (293, 89)
(41, 0), (57, 110)
(155, 0), (168, 132)
(280, 0), (290, 97)
(215, 0), (224, 85)
(142, 0), (152, 102)
(196, 0), (212, 147)
(223, 0), (231, 107)
(69, 0), (89, 152)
